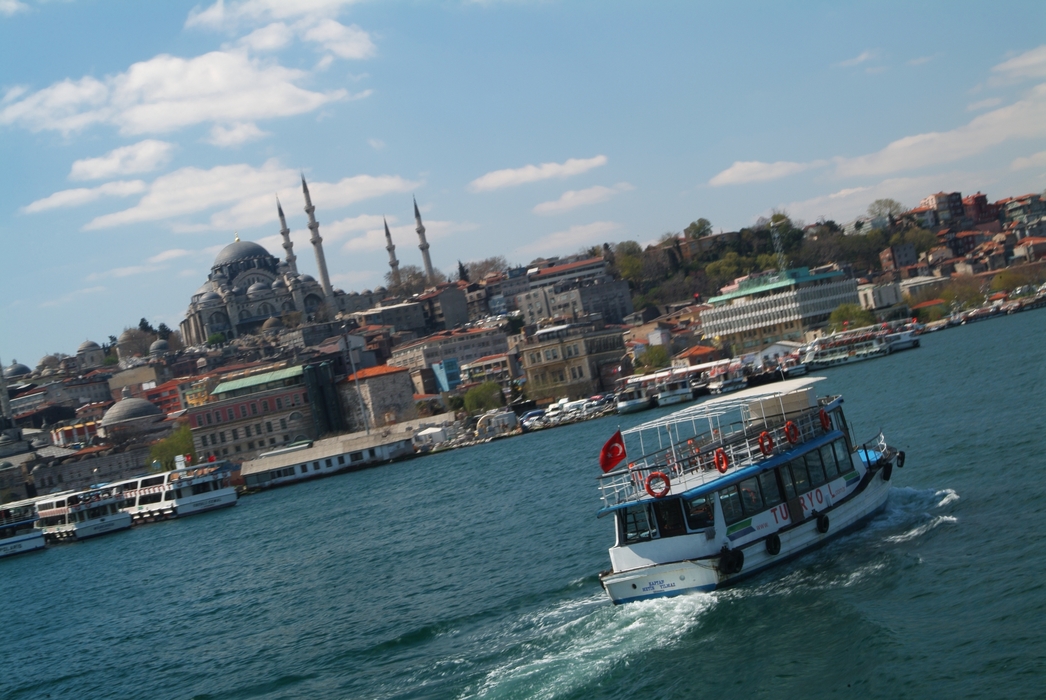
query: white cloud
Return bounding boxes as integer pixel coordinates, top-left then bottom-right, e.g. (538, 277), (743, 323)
(837, 50), (878, 68)
(147, 248), (193, 263)
(514, 221), (620, 256)
(836, 84), (1046, 177)
(368, 138), (384, 150)
(300, 19), (375, 59)
(533, 183), (633, 215)
(86, 265), (164, 282)
(206, 121), (270, 146)
(40, 286), (106, 308)
(469, 155), (607, 192)
(0, 0), (29, 17)
(709, 160), (826, 186)
(186, 0), (365, 30)
(991, 45), (1046, 84)
(1012, 151), (1046, 170)
(908, 54), (939, 66)
(342, 219), (474, 253)
(79, 159), (418, 232)
(237, 22), (294, 51)
(0, 51), (346, 135)
(967, 97), (1002, 112)
(69, 140), (175, 180)
(22, 180), (147, 213)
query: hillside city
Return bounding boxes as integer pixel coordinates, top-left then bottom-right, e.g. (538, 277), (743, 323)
(2, 184), (1045, 502)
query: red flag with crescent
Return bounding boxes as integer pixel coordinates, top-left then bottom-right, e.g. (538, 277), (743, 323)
(599, 430), (627, 473)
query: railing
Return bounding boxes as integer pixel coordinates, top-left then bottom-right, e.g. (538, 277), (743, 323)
(598, 399), (839, 511)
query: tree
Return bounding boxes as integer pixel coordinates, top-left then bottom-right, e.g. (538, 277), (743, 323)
(149, 424), (196, 472)
(457, 260), (470, 282)
(941, 275), (985, 309)
(464, 381), (505, 413)
(156, 322), (172, 340)
(684, 218), (713, 240)
(828, 303), (876, 332)
(207, 332), (226, 346)
(868, 198), (907, 219)
(138, 318), (156, 334)
(635, 345), (670, 370)
(614, 241), (643, 257)
(119, 328), (154, 357)
(466, 256), (508, 280)
(384, 264), (446, 296)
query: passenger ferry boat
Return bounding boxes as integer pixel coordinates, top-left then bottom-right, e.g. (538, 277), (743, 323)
(800, 328), (890, 369)
(708, 363), (747, 395)
(111, 462), (237, 523)
(595, 377), (904, 604)
(653, 370), (694, 408)
(616, 382), (653, 414)
(0, 498), (46, 557)
(35, 487), (133, 542)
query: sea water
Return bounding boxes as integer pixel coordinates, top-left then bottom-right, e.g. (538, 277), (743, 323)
(2, 310), (1045, 699)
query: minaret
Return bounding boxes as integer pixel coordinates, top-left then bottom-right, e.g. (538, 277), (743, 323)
(302, 175), (333, 298)
(277, 196), (297, 274)
(0, 355), (11, 422)
(384, 217), (402, 288)
(414, 197), (436, 285)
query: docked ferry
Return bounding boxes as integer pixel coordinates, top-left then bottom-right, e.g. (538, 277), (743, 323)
(652, 370), (694, 408)
(595, 377), (904, 604)
(35, 487), (133, 542)
(616, 382), (653, 414)
(800, 328), (890, 369)
(0, 499), (46, 557)
(111, 463), (237, 523)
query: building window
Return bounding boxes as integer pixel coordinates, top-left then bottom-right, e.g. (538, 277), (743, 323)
(232, 428), (239, 440)
(276, 397), (283, 409)
(240, 405), (248, 418)
(261, 400), (269, 412)
(205, 413), (212, 425)
(214, 411), (221, 423)
(250, 403), (258, 415)
(266, 422), (273, 433)
(245, 425), (251, 437)
(227, 408), (235, 421)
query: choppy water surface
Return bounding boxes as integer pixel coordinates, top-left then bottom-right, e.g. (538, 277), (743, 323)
(3, 311), (1045, 699)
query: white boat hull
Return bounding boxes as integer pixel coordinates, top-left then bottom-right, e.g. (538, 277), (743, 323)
(41, 512), (133, 541)
(617, 398), (652, 414)
(654, 389), (692, 407)
(175, 488), (238, 517)
(0, 530), (46, 558)
(601, 469), (892, 604)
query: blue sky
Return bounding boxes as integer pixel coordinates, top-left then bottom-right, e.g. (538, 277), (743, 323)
(2, 0), (1045, 364)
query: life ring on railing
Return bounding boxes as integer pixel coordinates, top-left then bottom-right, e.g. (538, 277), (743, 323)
(645, 471), (671, 498)
(819, 409), (831, 432)
(758, 431), (774, 456)
(714, 448), (729, 474)
(784, 421), (800, 444)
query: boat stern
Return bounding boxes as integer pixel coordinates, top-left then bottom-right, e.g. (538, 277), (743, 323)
(600, 560), (720, 604)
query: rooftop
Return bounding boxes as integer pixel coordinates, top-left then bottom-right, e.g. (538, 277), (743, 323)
(346, 365), (408, 382)
(708, 267), (845, 305)
(211, 366), (304, 397)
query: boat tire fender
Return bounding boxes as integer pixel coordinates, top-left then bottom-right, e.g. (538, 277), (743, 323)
(897, 451), (906, 468)
(784, 421), (800, 444)
(819, 409), (831, 432)
(758, 431), (774, 456)
(720, 548), (744, 575)
(714, 448), (729, 474)
(882, 462), (893, 481)
(644, 471), (671, 499)
(816, 513), (830, 534)
(765, 533), (781, 556)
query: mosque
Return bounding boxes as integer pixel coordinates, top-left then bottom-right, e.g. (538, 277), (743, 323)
(180, 177), (437, 347)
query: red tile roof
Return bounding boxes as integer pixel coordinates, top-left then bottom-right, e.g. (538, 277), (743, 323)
(910, 298), (946, 310)
(346, 365), (409, 381)
(529, 257), (604, 278)
(675, 344), (717, 359)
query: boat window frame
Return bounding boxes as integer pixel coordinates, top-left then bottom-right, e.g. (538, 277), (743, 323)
(718, 485), (745, 525)
(619, 503), (658, 545)
(821, 444), (840, 480)
(682, 493), (714, 531)
(833, 438), (854, 473)
(758, 469), (783, 508)
(737, 476), (764, 517)
(652, 498), (687, 538)
(805, 449), (827, 487)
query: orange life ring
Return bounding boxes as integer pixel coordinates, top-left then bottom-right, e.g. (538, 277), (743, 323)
(784, 420), (800, 444)
(819, 409), (831, 432)
(758, 431), (774, 456)
(714, 448), (729, 473)
(645, 471), (671, 498)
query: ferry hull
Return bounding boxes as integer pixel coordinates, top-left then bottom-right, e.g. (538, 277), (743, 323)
(617, 398), (652, 414)
(175, 489), (238, 517)
(42, 512), (133, 542)
(601, 470), (892, 604)
(0, 531), (46, 558)
(654, 390), (692, 407)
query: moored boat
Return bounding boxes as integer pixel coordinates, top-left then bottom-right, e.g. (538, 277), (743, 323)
(111, 462), (237, 523)
(616, 382), (653, 414)
(653, 369), (694, 407)
(0, 498), (46, 557)
(35, 487), (132, 542)
(595, 377), (904, 604)
(800, 327), (889, 369)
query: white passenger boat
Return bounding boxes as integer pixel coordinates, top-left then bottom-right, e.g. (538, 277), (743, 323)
(35, 487), (133, 542)
(885, 330), (920, 352)
(595, 377), (904, 604)
(800, 328), (889, 369)
(653, 370), (694, 408)
(0, 498), (46, 557)
(616, 383), (653, 414)
(708, 371), (746, 395)
(111, 463), (238, 523)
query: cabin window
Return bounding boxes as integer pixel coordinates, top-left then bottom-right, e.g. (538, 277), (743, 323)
(350, 452), (363, 463)
(833, 439), (854, 473)
(139, 493), (162, 505)
(758, 470), (783, 507)
(620, 504), (657, 544)
(141, 476), (164, 488)
(652, 499), (687, 538)
(738, 477), (763, 516)
(325, 459), (333, 468)
(338, 456), (345, 466)
(683, 495), (714, 530)
(789, 459), (811, 493)
(164, 491), (176, 501)
(123, 481), (139, 491)
(780, 466), (797, 500)
(300, 465), (308, 474)
(718, 486), (744, 525)
(191, 482), (212, 495)
(821, 445), (839, 479)
(805, 450), (826, 487)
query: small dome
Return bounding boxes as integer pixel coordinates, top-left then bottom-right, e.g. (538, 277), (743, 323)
(375, 286), (387, 294)
(271, 278), (286, 289)
(213, 240), (273, 267)
(300, 274), (315, 283)
(247, 281), (269, 295)
(149, 339), (169, 355)
(118, 329), (137, 343)
(362, 289), (373, 295)
(262, 316), (284, 331)
(77, 340), (101, 353)
(100, 397), (162, 427)
(200, 291), (222, 303)
(38, 354), (60, 369)
(3, 360), (31, 379)
(231, 286), (244, 295)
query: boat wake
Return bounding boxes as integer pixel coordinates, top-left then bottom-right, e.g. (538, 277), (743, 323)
(459, 592), (714, 700)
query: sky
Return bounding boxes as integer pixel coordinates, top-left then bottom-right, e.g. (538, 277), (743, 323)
(2, 0), (1045, 365)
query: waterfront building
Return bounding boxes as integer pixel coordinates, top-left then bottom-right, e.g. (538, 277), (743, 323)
(519, 320), (626, 403)
(388, 328), (509, 371)
(350, 302), (427, 334)
(514, 277), (633, 326)
(700, 267), (859, 353)
(461, 353), (520, 394)
(340, 365), (419, 429)
(414, 284), (469, 332)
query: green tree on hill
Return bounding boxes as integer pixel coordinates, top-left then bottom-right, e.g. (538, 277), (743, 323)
(150, 424), (196, 472)
(635, 345), (671, 370)
(828, 303), (876, 332)
(464, 382), (504, 413)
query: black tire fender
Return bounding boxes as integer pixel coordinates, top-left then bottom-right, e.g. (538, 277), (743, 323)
(765, 533), (781, 556)
(897, 451), (906, 468)
(816, 513), (830, 534)
(882, 462), (893, 481)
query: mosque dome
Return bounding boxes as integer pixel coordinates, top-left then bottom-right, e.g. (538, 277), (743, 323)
(38, 355), (60, 370)
(200, 291), (222, 303)
(77, 340), (101, 353)
(247, 281), (269, 295)
(149, 339), (169, 355)
(3, 360), (32, 379)
(261, 316), (284, 331)
(375, 286), (387, 295)
(213, 240), (273, 267)
(118, 329), (137, 343)
(299, 274), (315, 283)
(100, 397), (162, 428)
(271, 278), (286, 290)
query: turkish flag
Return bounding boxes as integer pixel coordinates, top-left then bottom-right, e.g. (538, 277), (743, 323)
(599, 430), (627, 473)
